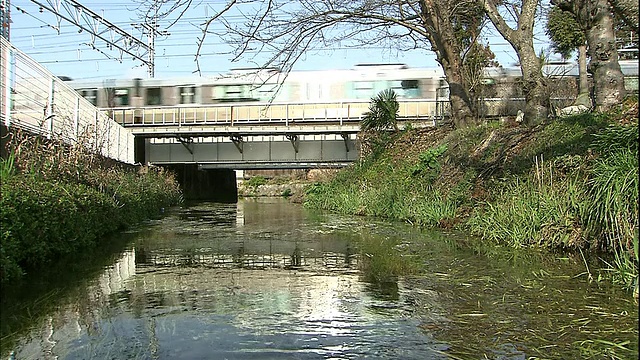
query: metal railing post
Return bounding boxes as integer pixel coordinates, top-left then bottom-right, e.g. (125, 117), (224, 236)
(107, 120), (111, 158)
(74, 97), (80, 139)
(117, 124), (121, 162)
(46, 78), (55, 138)
(285, 104), (289, 126)
(94, 110), (99, 152)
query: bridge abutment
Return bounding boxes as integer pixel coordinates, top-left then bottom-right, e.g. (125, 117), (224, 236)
(134, 136), (146, 164)
(163, 164), (238, 202)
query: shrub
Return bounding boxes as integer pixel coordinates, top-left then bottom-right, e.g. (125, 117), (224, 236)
(245, 175), (267, 189)
(1, 130), (182, 282)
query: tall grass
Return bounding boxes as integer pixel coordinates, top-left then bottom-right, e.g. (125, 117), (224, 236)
(583, 124), (639, 289)
(0, 153), (15, 183)
(355, 231), (420, 284)
(467, 155), (587, 249)
(305, 143), (464, 227)
(468, 123), (638, 289)
(1, 129), (182, 282)
(304, 108), (638, 291)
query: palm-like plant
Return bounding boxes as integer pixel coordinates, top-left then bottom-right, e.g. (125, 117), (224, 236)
(360, 89), (400, 132)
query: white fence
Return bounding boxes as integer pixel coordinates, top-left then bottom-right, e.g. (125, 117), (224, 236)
(1, 37), (135, 164)
(107, 99), (445, 127)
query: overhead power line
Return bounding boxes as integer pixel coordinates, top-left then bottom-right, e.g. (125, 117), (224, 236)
(25, 0), (160, 77)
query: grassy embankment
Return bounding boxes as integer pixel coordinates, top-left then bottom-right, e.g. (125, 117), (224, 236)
(304, 99), (639, 291)
(0, 130), (183, 282)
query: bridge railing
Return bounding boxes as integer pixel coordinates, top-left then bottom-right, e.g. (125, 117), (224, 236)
(1, 37), (135, 164)
(105, 99), (444, 127)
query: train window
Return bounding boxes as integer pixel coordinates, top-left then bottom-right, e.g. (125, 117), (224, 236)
(180, 86), (196, 104)
(401, 80), (419, 89)
(225, 85), (244, 99)
(114, 88), (129, 106)
(80, 89), (97, 105)
(389, 80), (403, 89)
(146, 87), (162, 105)
(351, 81), (376, 99)
(306, 83), (323, 101)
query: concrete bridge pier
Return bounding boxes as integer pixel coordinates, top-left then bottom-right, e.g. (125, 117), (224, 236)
(163, 164), (238, 202)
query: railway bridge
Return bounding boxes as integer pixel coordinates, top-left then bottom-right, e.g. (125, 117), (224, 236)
(2, 36), (438, 200)
(3, 36), (439, 169)
(112, 101), (439, 169)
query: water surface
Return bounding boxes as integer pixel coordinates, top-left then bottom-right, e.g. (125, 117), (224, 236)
(1, 198), (637, 359)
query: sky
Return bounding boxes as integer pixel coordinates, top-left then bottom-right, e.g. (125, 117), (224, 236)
(7, 0), (557, 81)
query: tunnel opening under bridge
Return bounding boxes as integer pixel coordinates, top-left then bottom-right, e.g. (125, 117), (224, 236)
(162, 164), (238, 203)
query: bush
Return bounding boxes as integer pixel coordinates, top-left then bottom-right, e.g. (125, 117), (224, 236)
(1, 130), (182, 282)
(245, 175), (268, 189)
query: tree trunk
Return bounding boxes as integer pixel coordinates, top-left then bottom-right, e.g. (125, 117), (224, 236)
(482, 0), (549, 126)
(441, 56), (477, 128)
(448, 79), (476, 128)
(587, 0), (626, 111)
(578, 44), (589, 95)
(419, 0), (478, 128)
(519, 47), (550, 125)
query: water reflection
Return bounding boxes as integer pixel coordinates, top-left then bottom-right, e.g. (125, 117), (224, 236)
(1, 199), (637, 359)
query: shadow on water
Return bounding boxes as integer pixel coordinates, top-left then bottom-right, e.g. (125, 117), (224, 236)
(0, 199), (637, 359)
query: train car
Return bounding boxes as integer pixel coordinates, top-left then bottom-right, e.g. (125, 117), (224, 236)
(63, 58), (637, 116)
(64, 64), (448, 108)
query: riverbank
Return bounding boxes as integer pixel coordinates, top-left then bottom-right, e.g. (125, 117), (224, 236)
(303, 98), (639, 293)
(0, 130), (182, 282)
(236, 169), (338, 200)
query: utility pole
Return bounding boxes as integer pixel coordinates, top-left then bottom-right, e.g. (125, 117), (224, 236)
(133, 18), (168, 78)
(27, 0), (156, 76)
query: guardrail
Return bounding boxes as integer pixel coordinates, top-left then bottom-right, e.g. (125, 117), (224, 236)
(1, 37), (135, 164)
(104, 99), (447, 127)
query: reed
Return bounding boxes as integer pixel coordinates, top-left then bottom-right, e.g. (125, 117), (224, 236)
(583, 124), (639, 289)
(0, 153), (15, 182)
(356, 231), (420, 284)
(305, 143), (461, 227)
(467, 157), (587, 249)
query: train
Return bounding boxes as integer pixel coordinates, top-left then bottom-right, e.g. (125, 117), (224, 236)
(63, 59), (638, 116)
(64, 64), (444, 109)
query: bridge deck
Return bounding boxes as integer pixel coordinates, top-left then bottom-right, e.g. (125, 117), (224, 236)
(107, 99), (442, 137)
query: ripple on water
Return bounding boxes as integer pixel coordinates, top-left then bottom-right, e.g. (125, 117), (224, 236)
(1, 199), (637, 359)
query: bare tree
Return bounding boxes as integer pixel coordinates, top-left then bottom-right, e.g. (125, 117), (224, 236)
(130, 0), (194, 28)
(481, 0), (550, 125)
(552, 0), (627, 111)
(140, 0), (493, 128)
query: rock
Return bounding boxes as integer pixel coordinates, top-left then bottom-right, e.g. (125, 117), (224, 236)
(238, 183), (309, 198)
(558, 104), (589, 117)
(515, 110), (525, 123)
